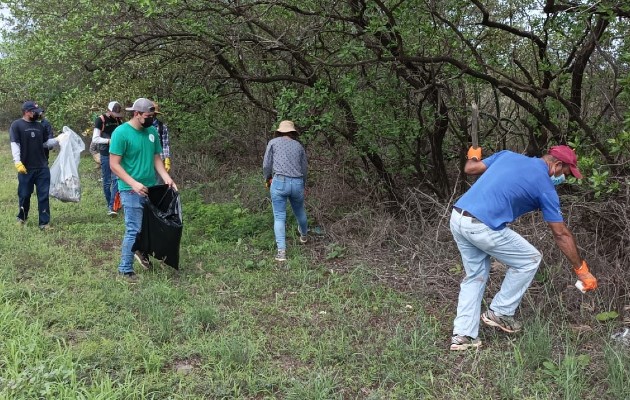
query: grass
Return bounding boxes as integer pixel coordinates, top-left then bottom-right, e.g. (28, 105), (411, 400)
(0, 139), (628, 399)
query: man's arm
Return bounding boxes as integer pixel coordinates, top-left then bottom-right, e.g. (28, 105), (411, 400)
(547, 221), (582, 268)
(92, 128), (110, 144)
(92, 117), (109, 145)
(110, 154), (147, 196)
(463, 159), (487, 175)
(548, 221), (598, 291)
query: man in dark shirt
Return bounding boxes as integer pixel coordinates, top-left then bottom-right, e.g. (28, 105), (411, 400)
(92, 101), (123, 216)
(9, 101), (63, 230)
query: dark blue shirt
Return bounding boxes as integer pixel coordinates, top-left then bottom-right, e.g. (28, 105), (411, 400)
(9, 118), (52, 169)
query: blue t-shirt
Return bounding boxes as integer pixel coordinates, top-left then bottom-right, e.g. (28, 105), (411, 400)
(454, 151), (563, 230)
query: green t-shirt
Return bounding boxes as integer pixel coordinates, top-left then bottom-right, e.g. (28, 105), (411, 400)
(109, 122), (163, 191)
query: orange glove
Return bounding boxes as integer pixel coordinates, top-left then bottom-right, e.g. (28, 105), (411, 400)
(574, 260), (597, 292)
(265, 178), (272, 190)
(467, 146), (482, 161)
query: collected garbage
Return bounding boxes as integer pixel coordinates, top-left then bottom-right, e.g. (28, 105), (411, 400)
(132, 185), (183, 269)
(611, 327), (630, 347)
(50, 126), (85, 202)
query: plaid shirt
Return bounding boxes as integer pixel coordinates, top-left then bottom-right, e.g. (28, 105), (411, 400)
(153, 118), (170, 159)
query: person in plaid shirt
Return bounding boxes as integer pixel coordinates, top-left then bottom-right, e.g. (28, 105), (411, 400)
(152, 102), (171, 176)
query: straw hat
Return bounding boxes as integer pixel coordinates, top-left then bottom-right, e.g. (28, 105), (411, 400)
(276, 120), (296, 133)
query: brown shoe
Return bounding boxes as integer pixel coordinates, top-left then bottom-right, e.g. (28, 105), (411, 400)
(134, 251), (153, 269)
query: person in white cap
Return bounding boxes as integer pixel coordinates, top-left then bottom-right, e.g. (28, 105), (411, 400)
(92, 101), (123, 216)
(109, 98), (177, 282)
(262, 120), (309, 262)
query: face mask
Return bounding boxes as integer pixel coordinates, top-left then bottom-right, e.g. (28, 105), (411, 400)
(551, 173), (566, 186)
(32, 112), (41, 120)
(141, 116), (154, 128)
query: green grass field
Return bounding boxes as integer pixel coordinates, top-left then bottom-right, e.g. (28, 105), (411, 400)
(0, 137), (628, 399)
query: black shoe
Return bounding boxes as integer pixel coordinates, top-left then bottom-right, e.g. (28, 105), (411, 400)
(118, 271), (139, 283)
(134, 251), (153, 269)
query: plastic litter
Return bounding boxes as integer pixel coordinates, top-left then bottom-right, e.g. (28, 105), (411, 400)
(50, 126), (85, 202)
(611, 328), (630, 346)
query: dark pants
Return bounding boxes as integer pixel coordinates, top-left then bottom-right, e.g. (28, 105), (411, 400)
(17, 168), (51, 226)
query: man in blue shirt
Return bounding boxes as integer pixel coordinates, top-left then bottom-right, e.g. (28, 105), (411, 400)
(449, 145), (598, 351)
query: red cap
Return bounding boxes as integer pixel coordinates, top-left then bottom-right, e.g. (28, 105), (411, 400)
(548, 145), (582, 179)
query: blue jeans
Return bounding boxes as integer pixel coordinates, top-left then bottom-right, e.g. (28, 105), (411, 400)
(118, 191), (147, 273)
(17, 168), (51, 226)
(100, 155), (118, 210)
(450, 209), (541, 338)
(270, 176), (308, 250)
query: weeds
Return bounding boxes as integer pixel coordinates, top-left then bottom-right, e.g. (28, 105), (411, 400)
(0, 144), (628, 399)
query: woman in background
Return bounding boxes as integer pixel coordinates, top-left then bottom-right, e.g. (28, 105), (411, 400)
(262, 120), (308, 262)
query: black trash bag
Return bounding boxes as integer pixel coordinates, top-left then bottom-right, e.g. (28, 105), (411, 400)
(132, 184), (183, 269)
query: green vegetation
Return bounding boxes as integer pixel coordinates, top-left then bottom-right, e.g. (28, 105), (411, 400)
(1, 1), (629, 199)
(0, 144), (628, 399)
(0, 3), (628, 397)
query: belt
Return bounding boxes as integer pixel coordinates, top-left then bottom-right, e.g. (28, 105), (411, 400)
(454, 206), (474, 217)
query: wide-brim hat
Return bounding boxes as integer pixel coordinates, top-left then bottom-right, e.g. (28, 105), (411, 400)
(549, 145), (582, 179)
(276, 120), (296, 133)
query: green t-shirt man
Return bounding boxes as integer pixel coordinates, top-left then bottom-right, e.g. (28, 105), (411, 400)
(109, 120), (163, 191)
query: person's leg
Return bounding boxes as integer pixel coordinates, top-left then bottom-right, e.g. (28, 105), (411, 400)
(100, 155), (112, 210)
(287, 177), (308, 237)
(118, 191), (146, 274)
(484, 228), (542, 316)
(450, 210), (492, 339)
(270, 177), (289, 252)
(34, 168), (51, 227)
(17, 172), (35, 222)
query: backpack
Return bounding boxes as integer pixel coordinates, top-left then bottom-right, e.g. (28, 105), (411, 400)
(97, 114), (121, 151)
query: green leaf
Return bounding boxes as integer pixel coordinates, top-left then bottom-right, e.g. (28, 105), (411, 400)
(595, 311), (619, 322)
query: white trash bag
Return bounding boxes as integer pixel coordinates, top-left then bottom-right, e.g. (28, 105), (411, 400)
(50, 126), (85, 202)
